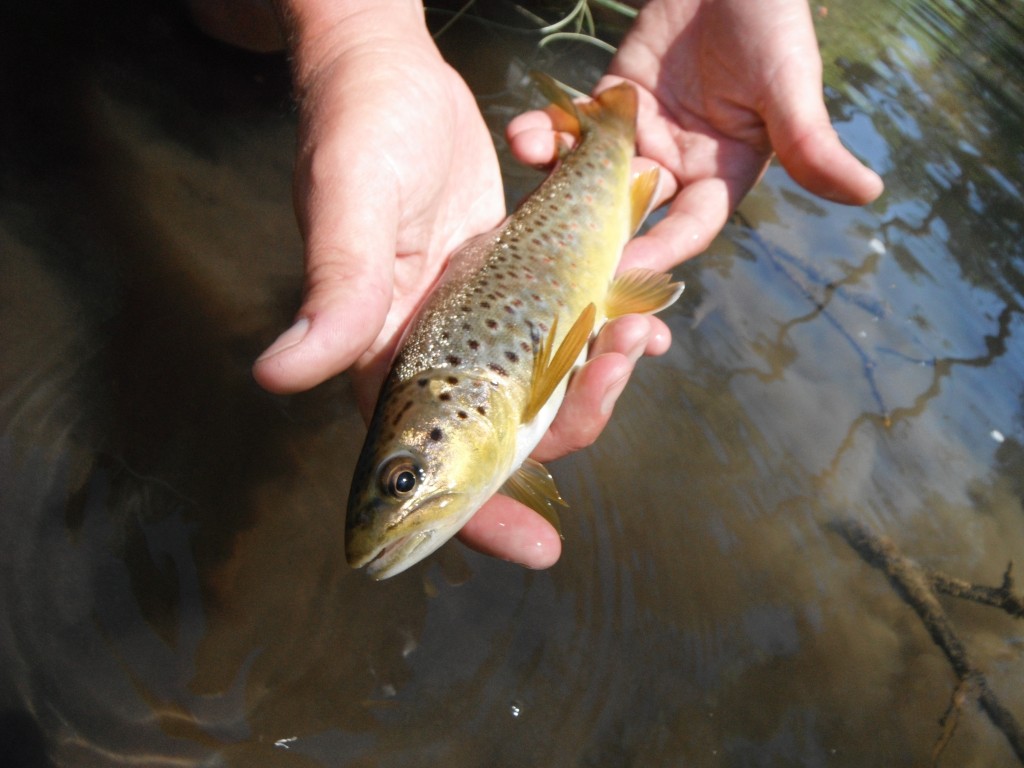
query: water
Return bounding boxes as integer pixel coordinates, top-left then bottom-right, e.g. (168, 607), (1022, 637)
(1, 0), (1022, 765)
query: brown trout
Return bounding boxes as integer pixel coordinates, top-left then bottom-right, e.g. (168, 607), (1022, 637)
(346, 74), (684, 578)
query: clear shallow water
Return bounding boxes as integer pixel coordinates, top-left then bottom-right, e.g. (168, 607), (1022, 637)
(1, 0), (1022, 766)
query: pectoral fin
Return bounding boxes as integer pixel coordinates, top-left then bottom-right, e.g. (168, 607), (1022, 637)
(500, 458), (568, 536)
(522, 303), (596, 424)
(605, 268), (685, 319)
(630, 167), (660, 234)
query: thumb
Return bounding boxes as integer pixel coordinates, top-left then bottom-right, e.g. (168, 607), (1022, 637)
(253, 162), (399, 395)
(765, 61), (884, 206)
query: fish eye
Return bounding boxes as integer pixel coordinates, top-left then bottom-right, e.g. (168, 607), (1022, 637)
(379, 456), (421, 499)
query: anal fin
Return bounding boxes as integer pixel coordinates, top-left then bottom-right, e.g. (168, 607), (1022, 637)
(522, 303), (596, 424)
(500, 458), (568, 537)
(605, 268), (685, 319)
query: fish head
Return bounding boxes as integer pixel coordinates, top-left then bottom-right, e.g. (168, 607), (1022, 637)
(346, 370), (516, 579)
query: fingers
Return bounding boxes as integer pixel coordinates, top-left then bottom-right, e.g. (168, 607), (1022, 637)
(457, 494), (562, 569)
(253, 152), (401, 395)
(772, 116), (885, 205)
(763, 45), (884, 205)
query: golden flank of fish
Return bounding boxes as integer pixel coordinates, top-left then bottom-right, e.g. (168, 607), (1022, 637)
(346, 74), (684, 579)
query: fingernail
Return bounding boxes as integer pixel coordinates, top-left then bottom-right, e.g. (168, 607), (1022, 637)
(257, 317), (309, 361)
(600, 372), (630, 416)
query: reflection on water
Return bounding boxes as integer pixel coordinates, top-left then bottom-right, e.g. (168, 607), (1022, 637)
(1, 0), (1022, 765)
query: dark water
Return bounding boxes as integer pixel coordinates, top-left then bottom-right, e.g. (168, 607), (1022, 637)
(1, 0), (1022, 765)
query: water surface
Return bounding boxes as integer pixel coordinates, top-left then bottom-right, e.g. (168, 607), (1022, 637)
(1, 0), (1022, 765)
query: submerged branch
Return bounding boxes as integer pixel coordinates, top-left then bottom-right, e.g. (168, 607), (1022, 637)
(830, 518), (1024, 765)
(930, 563), (1024, 618)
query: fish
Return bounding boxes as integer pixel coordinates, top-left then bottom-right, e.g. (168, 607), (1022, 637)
(345, 73), (684, 579)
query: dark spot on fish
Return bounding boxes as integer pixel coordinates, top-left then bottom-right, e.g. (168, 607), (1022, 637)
(439, 392), (452, 402)
(429, 427), (443, 441)
(486, 319), (498, 329)
(418, 379), (428, 387)
(440, 331), (450, 340)
(446, 376), (459, 385)
(489, 363), (508, 377)
(461, 305), (472, 313)
(505, 351), (519, 363)
(504, 305), (515, 314)
(391, 399), (414, 426)
(520, 340), (531, 353)
(462, 322), (472, 331)
(480, 301), (491, 308)
(531, 238), (542, 246)
(512, 298), (523, 307)
(457, 410), (468, 419)
(477, 406), (487, 416)
(446, 355), (461, 366)
(468, 339), (479, 350)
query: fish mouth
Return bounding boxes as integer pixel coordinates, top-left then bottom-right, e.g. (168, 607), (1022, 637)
(362, 529), (438, 580)
(347, 492), (463, 580)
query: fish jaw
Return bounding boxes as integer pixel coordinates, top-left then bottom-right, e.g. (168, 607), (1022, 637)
(346, 491), (468, 579)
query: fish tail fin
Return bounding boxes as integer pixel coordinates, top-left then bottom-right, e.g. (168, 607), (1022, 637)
(530, 72), (637, 138)
(530, 71), (582, 138)
(585, 81), (638, 136)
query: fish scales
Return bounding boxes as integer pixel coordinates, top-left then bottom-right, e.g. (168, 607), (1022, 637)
(346, 76), (684, 579)
(392, 127), (632, 393)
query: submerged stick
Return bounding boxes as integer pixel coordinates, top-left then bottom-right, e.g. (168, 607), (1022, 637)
(830, 518), (1024, 764)
(930, 563), (1024, 618)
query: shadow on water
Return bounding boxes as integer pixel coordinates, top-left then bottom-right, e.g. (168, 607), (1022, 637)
(1, 0), (1023, 765)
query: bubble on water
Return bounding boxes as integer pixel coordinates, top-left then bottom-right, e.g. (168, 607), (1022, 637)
(991, 429), (1006, 443)
(274, 737), (298, 750)
(868, 237), (886, 255)
(509, 702), (522, 718)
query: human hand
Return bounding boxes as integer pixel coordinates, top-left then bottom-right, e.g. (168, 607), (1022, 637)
(253, 2), (504, 405)
(253, 1), (665, 570)
(509, 0), (885, 272)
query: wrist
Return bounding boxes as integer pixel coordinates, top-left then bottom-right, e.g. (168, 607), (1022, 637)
(275, 0), (429, 73)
